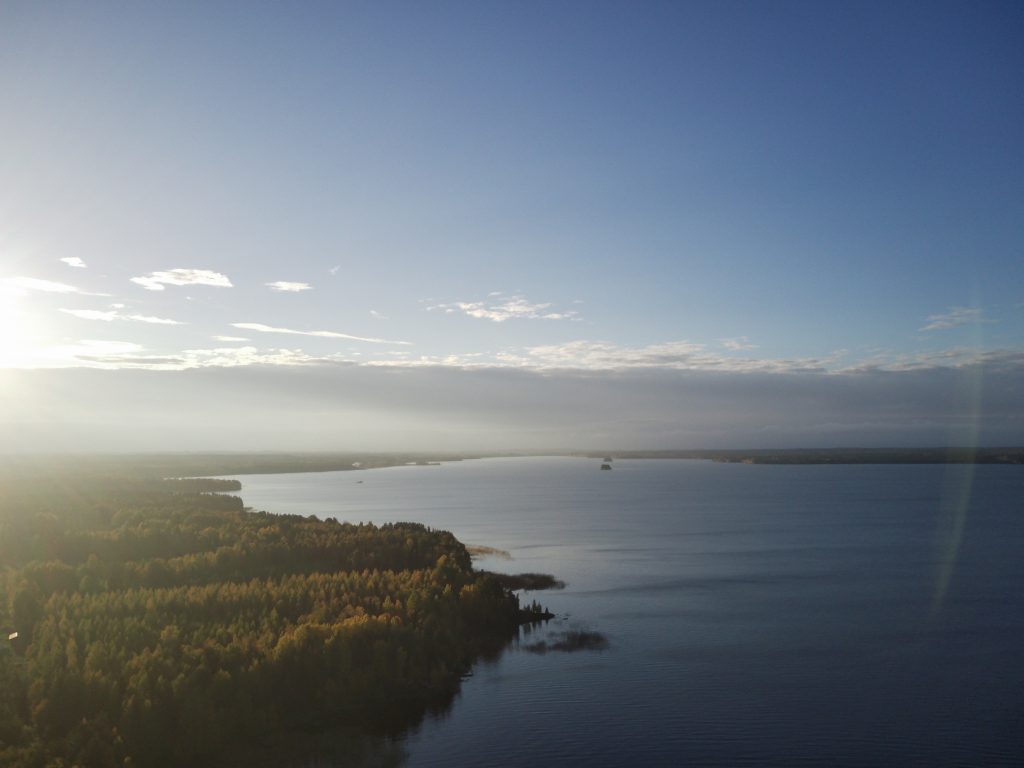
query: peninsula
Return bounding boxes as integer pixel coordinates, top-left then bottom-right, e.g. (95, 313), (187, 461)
(0, 462), (552, 768)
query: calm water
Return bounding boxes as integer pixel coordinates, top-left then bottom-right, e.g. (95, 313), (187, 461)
(228, 458), (1024, 767)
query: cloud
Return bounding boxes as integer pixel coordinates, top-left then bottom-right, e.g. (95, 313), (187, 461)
(5, 276), (95, 294)
(20, 341), (337, 371)
(60, 308), (183, 325)
(231, 322), (411, 345)
(6, 355), (1023, 451)
(60, 309), (117, 322)
(66, 340), (145, 357)
(370, 310), (388, 320)
(720, 336), (758, 351)
(428, 293), (579, 322)
(130, 269), (233, 291)
(126, 314), (183, 325)
(177, 347), (334, 368)
(382, 340), (838, 374)
(79, 345), (355, 371)
(328, 265), (340, 276)
(501, 341), (1020, 376)
(60, 257), (87, 269)
(213, 335), (249, 342)
(839, 346), (1018, 373)
(266, 281), (312, 292)
(17, 339), (149, 368)
(8, 331), (362, 370)
(74, 353), (189, 368)
(523, 340), (711, 369)
(920, 307), (990, 331)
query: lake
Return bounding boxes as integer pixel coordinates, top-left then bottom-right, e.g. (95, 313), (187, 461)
(227, 457), (1024, 767)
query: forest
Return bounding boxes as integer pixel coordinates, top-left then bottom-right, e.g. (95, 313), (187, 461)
(0, 462), (545, 767)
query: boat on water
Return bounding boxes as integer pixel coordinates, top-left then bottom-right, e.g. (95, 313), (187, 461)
(600, 463), (612, 470)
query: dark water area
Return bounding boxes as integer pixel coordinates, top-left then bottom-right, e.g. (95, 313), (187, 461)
(229, 458), (1024, 767)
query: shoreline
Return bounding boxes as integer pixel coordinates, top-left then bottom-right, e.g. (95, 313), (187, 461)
(2, 447), (1022, 489)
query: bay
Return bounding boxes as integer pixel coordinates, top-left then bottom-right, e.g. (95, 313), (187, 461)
(227, 457), (1024, 767)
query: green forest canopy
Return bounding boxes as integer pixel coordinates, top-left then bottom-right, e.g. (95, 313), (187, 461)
(0, 462), (543, 767)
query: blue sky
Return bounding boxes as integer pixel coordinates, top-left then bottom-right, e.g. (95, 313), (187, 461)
(1, 1), (1022, 449)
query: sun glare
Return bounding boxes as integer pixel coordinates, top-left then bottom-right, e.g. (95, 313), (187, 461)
(0, 290), (36, 367)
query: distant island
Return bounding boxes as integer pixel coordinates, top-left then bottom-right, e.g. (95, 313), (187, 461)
(0, 462), (554, 768)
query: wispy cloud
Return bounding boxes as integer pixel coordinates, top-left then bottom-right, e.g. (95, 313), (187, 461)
(428, 293), (579, 322)
(920, 306), (990, 331)
(11, 338), (339, 371)
(59, 257), (87, 269)
(367, 340), (842, 374)
(213, 335), (249, 342)
(231, 322), (411, 345)
(179, 347), (338, 368)
(370, 310), (388, 320)
(128, 314), (183, 325)
(720, 336), (758, 351)
(60, 309), (117, 321)
(4, 276), (101, 295)
(63, 340), (146, 359)
(130, 269), (233, 291)
(18, 339), (149, 368)
(328, 265), (341, 276)
(522, 340), (710, 369)
(60, 308), (184, 325)
(266, 281), (312, 292)
(838, 346), (1021, 373)
(526, 341), (846, 373)
(74, 346), (352, 371)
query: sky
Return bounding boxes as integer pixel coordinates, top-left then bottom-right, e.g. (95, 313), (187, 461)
(1, 1), (1022, 451)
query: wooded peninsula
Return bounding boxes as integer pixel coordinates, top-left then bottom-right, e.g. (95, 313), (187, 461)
(0, 460), (550, 768)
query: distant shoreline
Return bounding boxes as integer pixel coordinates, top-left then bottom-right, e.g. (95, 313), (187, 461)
(2, 448), (1022, 484)
(574, 448), (1024, 465)
(203, 447), (1024, 478)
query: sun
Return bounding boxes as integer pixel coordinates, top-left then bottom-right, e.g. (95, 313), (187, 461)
(0, 288), (36, 368)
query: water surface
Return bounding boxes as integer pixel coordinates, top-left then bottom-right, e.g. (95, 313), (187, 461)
(229, 458), (1024, 766)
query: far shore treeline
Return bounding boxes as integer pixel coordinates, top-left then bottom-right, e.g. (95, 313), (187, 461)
(0, 459), (550, 767)
(0, 447), (1019, 485)
(580, 447), (1024, 464)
